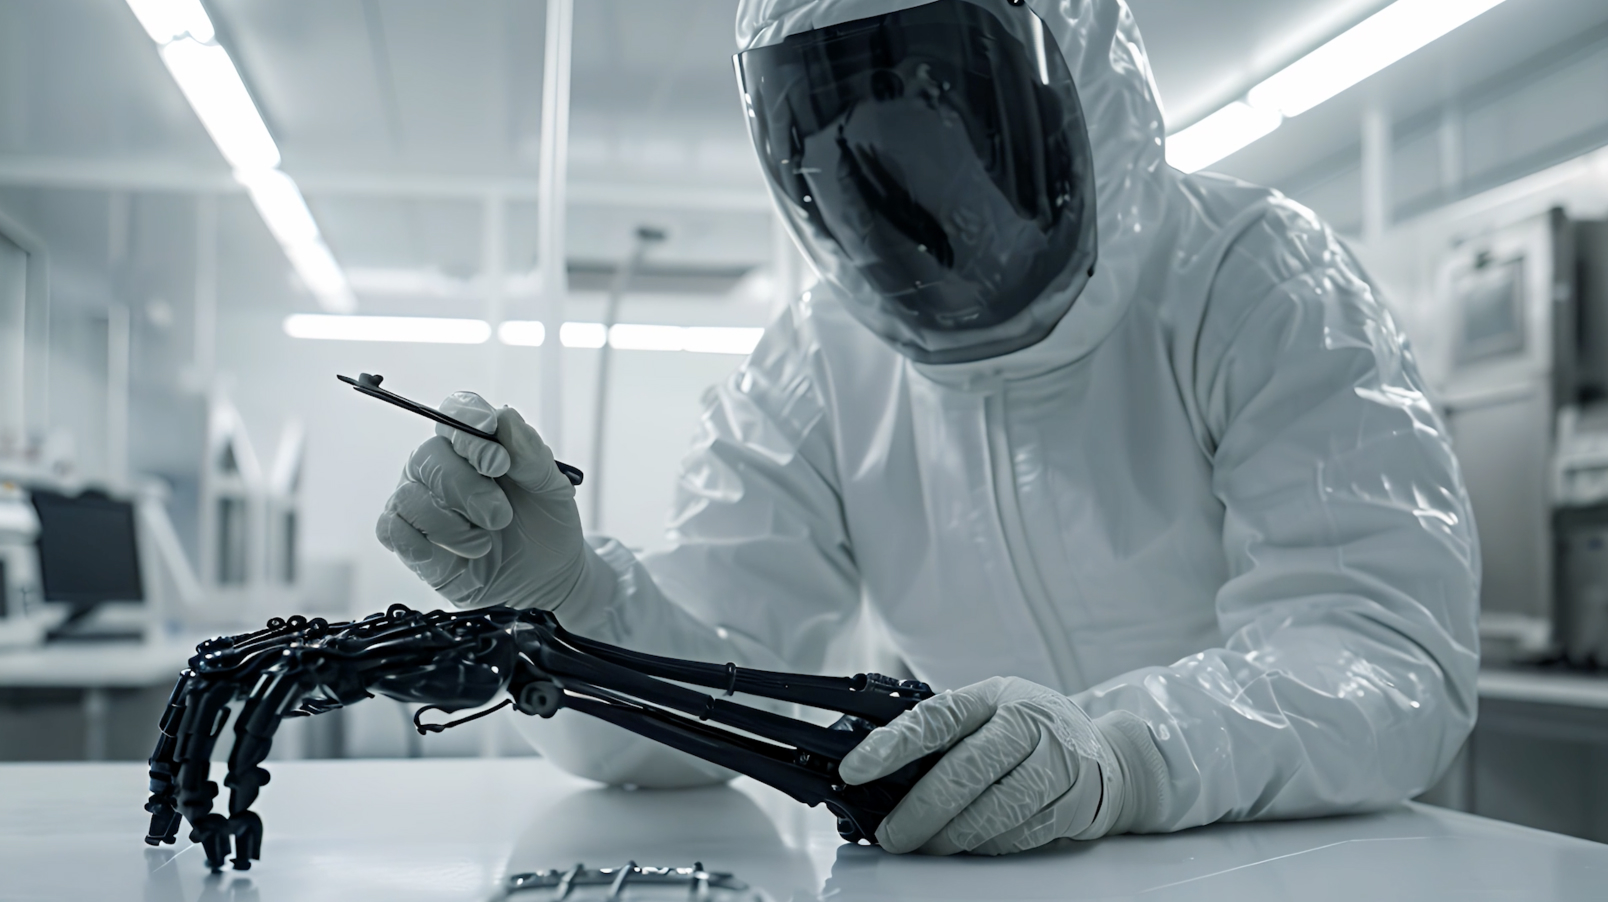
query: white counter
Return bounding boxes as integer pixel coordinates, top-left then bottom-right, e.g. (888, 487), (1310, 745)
(2, 757), (1605, 901)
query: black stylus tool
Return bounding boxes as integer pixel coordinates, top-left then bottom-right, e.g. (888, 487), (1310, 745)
(337, 373), (584, 486)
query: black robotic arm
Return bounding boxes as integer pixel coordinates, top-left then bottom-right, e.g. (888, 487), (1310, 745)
(142, 604), (936, 871)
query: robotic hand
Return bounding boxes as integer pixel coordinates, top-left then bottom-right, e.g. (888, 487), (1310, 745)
(142, 605), (938, 872)
(375, 393), (607, 616)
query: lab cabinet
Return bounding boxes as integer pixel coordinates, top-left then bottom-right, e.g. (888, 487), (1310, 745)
(1435, 208), (1608, 659)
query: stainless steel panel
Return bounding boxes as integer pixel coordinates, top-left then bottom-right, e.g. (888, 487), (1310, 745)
(1446, 389), (1553, 621)
(1554, 506), (1608, 665)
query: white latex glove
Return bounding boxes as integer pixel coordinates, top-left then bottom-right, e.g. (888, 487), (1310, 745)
(375, 392), (609, 616)
(838, 676), (1140, 856)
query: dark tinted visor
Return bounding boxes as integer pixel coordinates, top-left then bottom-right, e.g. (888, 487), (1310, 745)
(736, 0), (1097, 362)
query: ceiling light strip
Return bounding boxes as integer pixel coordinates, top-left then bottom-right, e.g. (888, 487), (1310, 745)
(289, 316), (763, 355)
(1166, 0), (1513, 174)
(284, 314), (490, 344)
(125, 0), (355, 313)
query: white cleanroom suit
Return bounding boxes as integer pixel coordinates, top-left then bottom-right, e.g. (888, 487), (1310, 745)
(379, 0), (1479, 853)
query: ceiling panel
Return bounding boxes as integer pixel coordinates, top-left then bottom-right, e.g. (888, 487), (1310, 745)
(1208, 0), (1608, 198)
(0, 0), (219, 162)
(1126, 0), (1389, 129)
(216, 0), (548, 172)
(309, 195), (483, 274)
(6, 0), (1608, 324)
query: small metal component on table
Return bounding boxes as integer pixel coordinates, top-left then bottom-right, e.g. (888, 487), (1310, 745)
(499, 861), (761, 901)
(337, 372), (584, 485)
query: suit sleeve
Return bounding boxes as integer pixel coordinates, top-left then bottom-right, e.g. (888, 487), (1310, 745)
(519, 303), (867, 786)
(1075, 209), (1481, 831)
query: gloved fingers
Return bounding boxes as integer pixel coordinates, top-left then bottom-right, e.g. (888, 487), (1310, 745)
(967, 765), (1103, 856)
(967, 806), (1066, 857)
(871, 710), (1038, 854)
(839, 679), (1004, 785)
(375, 509), (434, 565)
(918, 729), (1075, 856)
(436, 392), (511, 478)
(494, 405), (571, 495)
(375, 512), (483, 601)
(405, 436), (514, 530)
(388, 482), (494, 559)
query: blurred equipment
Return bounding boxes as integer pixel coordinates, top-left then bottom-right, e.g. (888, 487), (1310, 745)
(200, 400), (259, 593)
(1552, 220), (1608, 667)
(263, 423), (304, 589)
(194, 397), (315, 618)
(0, 483), (40, 620)
(29, 488), (144, 643)
(1436, 209), (1608, 664)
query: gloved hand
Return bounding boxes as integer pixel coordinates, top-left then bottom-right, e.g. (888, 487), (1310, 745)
(375, 392), (609, 616)
(839, 676), (1148, 856)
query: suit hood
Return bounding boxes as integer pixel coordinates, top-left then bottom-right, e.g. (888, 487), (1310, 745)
(736, 0), (1173, 381)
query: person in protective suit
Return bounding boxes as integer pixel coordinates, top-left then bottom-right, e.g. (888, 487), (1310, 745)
(376, 0), (1479, 856)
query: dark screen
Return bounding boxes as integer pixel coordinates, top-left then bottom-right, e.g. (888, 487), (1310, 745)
(30, 489), (144, 605)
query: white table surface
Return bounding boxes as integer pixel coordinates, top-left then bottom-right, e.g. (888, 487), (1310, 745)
(2, 757), (1605, 902)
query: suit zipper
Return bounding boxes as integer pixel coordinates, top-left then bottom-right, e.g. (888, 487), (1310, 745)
(984, 391), (1084, 692)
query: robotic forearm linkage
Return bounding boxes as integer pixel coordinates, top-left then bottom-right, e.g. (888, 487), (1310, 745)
(142, 604), (936, 872)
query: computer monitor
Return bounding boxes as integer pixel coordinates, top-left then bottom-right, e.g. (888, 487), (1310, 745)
(29, 488), (144, 641)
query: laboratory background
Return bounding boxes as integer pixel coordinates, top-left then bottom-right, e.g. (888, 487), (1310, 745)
(3, 0), (1608, 896)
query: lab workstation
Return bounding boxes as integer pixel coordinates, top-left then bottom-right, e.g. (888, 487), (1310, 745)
(7, 0), (1608, 899)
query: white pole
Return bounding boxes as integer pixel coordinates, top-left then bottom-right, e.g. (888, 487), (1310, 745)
(106, 304), (130, 489)
(536, 0), (574, 452)
(0, 234), (25, 443)
(1361, 101), (1392, 246)
(1438, 104), (1464, 202)
(482, 193), (507, 402)
(193, 194), (219, 386)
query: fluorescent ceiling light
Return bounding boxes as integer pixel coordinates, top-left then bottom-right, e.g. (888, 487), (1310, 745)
(282, 242), (357, 314)
(158, 39), (279, 172)
(238, 170), (355, 312)
(494, 321), (764, 355)
(1247, 0), (1509, 118)
(283, 315), (490, 344)
(127, 0), (354, 313)
(560, 322), (607, 349)
(1166, 102), (1283, 175)
(125, 0), (213, 44)
(608, 323), (685, 352)
(498, 320), (546, 347)
(1167, 0), (1512, 173)
(237, 169), (318, 246)
(684, 327), (764, 356)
